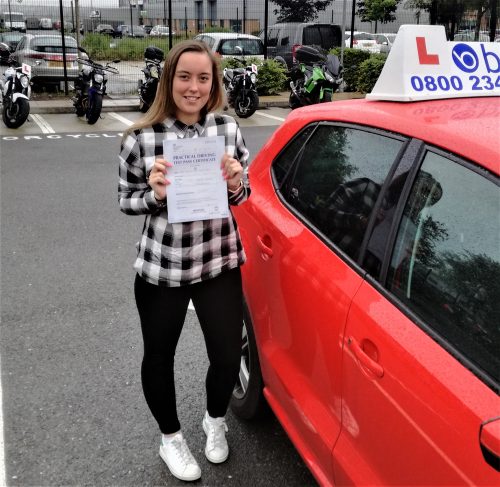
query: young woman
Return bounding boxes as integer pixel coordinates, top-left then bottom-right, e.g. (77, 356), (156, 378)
(118, 40), (250, 482)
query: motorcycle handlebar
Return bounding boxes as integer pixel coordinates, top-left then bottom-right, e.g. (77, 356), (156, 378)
(77, 57), (120, 74)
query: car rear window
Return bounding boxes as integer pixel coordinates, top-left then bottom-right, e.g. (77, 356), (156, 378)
(32, 37), (77, 52)
(303, 25), (341, 49)
(219, 39), (263, 56)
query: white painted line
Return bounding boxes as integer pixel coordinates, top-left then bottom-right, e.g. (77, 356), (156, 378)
(188, 300), (194, 310)
(255, 111), (286, 122)
(108, 112), (134, 126)
(29, 114), (55, 134)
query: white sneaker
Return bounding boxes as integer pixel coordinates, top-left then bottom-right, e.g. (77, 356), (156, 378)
(159, 432), (201, 481)
(202, 411), (229, 463)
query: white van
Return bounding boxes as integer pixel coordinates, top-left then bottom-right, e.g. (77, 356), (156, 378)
(0, 12), (27, 32)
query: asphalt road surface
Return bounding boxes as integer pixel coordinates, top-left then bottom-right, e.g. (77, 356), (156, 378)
(0, 108), (318, 486)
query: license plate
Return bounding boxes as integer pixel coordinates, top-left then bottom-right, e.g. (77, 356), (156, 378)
(48, 61), (72, 68)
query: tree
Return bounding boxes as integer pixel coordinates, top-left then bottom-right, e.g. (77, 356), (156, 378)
(271, 0), (335, 22)
(357, 0), (401, 30)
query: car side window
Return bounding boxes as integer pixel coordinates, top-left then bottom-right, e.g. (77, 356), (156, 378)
(303, 26), (322, 47)
(284, 124), (404, 261)
(387, 152), (499, 384)
(272, 124), (315, 188)
(267, 28), (278, 47)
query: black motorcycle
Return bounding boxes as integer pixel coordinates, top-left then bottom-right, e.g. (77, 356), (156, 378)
(73, 47), (120, 125)
(1, 44), (31, 129)
(138, 46), (164, 113)
(288, 45), (342, 109)
(222, 50), (259, 119)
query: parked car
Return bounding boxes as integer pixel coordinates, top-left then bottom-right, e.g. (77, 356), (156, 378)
(453, 31), (490, 42)
(194, 32), (264, 60)
(375, 32), (396, 53)
(52, 20), (73, 32)
(230, 26), (499, 487)
(39, 18), (53, 30)
(149, 25), (176, 37)
(143, 24), (153, 35)
(9, 33), (81, 87)
(119, 25), (146, 38)
(262, 22), (342, 68)
(0, 31), (23, 63)
(95, 23), (121, 37)
(344, 31), (380, 52)
(25, 17), (40, 30)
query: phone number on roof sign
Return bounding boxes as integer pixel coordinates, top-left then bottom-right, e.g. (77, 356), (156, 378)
(410, 74), (500, 93)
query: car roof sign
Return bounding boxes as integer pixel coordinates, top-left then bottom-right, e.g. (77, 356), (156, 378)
(367, 24), (500, 101)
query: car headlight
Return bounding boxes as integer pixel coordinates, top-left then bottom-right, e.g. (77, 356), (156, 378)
(94, 73), (104, 83)
(250, 73), (257, 84)
(20, 75), (29, 88)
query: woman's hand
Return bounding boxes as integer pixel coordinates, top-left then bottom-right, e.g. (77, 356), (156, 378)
(221, 154), (243, 191)
(148, 158), (172, 201)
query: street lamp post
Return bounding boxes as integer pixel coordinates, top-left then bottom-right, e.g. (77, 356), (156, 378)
(129, 0), (135, 36)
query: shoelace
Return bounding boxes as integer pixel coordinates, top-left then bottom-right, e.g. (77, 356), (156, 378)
(170, 436), (197, 466)
(206, 418), (228, 450)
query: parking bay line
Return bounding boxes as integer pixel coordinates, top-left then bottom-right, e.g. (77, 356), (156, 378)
(30, 114), (55, 134)
(254, 111), (286, 122)
(108, 112), (134, 126)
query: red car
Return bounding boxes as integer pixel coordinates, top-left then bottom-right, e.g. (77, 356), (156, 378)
(230, 26), (500, 486)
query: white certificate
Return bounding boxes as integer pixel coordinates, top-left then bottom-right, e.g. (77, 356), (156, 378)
(163, 136), (229, 223)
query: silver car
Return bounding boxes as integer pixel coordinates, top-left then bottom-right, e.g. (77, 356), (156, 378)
(9, 33), (81, 87)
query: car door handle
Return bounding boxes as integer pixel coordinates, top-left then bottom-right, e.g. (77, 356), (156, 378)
(256, 235), (273, 258)
(348, 337), (384, 378)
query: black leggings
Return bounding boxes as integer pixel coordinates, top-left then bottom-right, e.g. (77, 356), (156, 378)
(134, 268), (243, 434)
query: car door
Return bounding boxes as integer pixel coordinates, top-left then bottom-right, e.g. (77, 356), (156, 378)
(335, 147), (500, 485)
(238, 122), (407, 484)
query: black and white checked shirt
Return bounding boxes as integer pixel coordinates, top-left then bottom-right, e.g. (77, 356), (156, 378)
(118, 113), (250, 287)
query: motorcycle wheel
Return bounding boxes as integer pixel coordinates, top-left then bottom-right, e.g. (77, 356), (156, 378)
(289, 91), (302, 110)
(139, 99), (149, 113)
(322, 91), (332, 103)
(234, 91), (259, 119)
(86, 93), (103, 125)
(2, 98), (30, 129)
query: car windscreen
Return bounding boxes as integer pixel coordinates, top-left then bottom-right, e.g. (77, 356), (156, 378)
(32, 37), (78, 53)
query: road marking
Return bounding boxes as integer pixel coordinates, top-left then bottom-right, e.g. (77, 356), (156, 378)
(188, 300), (194, 310)
(255, 111), (286, 122)
(29, 114), (55, 134)
(108, 112), (134, 126)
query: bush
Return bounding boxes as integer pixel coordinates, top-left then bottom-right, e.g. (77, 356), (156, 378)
(255, 59), (288, 95)
(331, 47), (371, 92)
(355, 55), (387, 93)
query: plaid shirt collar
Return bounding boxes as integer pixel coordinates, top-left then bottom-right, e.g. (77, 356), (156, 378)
(162, 115), (208, 138)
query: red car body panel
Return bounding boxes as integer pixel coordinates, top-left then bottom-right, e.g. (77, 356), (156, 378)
(232, 96), (500, 486)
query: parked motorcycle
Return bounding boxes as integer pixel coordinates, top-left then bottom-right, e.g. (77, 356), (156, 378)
(288, 45), (342, 109)
(73, 47), (120, 125)
(1, 48), (31, 129)
(222, 49), (259, 119)
(138, 46), (164, 113)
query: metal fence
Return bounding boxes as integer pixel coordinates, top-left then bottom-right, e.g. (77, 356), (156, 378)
(1, 0), (498, 95)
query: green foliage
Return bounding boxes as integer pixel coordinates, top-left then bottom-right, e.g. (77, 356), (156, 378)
(331, 48), (371, 91)
(272, 0), (334, 22)
(255, 59), (288, 95)
(220, 58), (288, 96)
(357, 0), (400, 23)
(201, 26), (232, 33)
(81, 34), (175, 60)
(355, 55), (386, 93)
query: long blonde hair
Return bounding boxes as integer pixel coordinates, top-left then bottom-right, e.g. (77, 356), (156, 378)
(125, 40), (224, 135)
